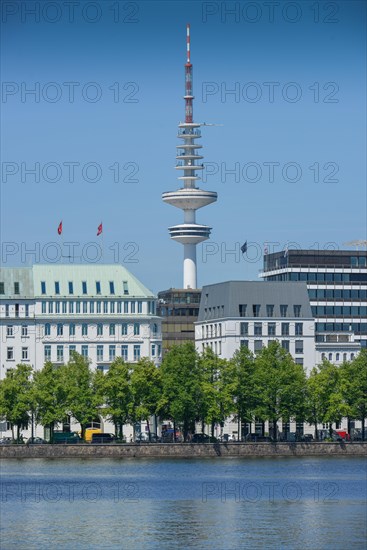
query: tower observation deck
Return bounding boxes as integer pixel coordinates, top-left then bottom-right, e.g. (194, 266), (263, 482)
(162, 24), (218, 289)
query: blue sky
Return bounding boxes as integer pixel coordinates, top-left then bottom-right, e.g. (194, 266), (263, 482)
(1, 0), (366, 293)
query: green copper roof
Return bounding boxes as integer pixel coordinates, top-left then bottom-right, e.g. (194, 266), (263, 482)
(0, 265), (155, 299)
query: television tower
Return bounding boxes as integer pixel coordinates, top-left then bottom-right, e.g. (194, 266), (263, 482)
(162, 24), (218, 289)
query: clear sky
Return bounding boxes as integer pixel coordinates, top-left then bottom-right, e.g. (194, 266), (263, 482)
(1, 0), (366, 293)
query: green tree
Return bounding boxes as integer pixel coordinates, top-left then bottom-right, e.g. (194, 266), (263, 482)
(63, 352), (102, 438)
(254, 341), (307, 441)
(130, 358), (162, 440)
(96, 357), (132, 439)
(198, 348), (232, 437)
(32, 362), (68, 440)
(158, 343), (201, 441)
(340, 350), (367, 440)
(306, 360), (349, 439)
(0, 364), (33, 441)
(224, 346), (258, 440)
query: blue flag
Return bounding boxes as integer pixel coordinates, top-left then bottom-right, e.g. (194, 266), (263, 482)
(241, 241), (247, 254)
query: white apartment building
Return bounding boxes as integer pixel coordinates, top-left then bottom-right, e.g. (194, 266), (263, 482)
(0, 264), (162, 439)
(195, 281), (315, 373)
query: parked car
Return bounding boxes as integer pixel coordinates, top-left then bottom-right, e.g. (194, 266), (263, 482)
(52, 431), (82, 444)
(0, 437), (13, 445)
(135, 433), (161, 443)
(161, 429), (183, 443)
(245, 433), (273, 442)
(91, 433), (116, 444)
(26, 437), (47, 445)
(191, 434), (218, 443)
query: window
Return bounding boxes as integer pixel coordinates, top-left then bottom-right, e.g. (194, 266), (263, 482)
(5, 304), (9, 317)
(281, 340), (290, 351)
(82, 324), (88, 336)
(239, 304), (247, 317)
(121, 345), (128, 361)
(90, 301), (94, 314)
(122, 323), (128, 335)
(76, 301), (80, 313)
(44, 323), (50, 336)
(69, 345), (76, 354)
(55, 302), (60, 314)
(14, 282), (20, 294)
(97, 345), (103, 361)
(96, 302), (101, 313)
(82, 281), (87, 295)
(266, 305), (274, 317)
(240, 322), (248, 336)
(110, 302), (115, 314)
(336, 353), (340, 361)
(281, 323), (289, 336)
(138, 301), (142, 314)
(69, 302), (74, 314)
(55, 281), (60, 295)
(7, 347), (14, 360)
(131, 302), (136, 314)
(123, 281), (129, 295)
(48, 302), (53, 314)
(44, 345), (51, 361)
(97, 323), (103, 336)
(294, 305), (301, 318)
(25, 304), (29, 317)
(124, 302), (128, 314)
(117, 302), (122, 314)
(15, 304), (19, 317)
(295, 340), (303, 354)
(254, 340), (263, 353)
(252, 304), (260, 317)
(57, 323), (63, 336)
(103, 302), (108, 314)
(295, 323), (303, 336)
(280, 305), (288, 317)
(68, 282), (74, 294)
(57, 345), (64, 362)
(151, 344), (156, 356)
(295, 358), (304, 365)
(62, 301), (67, 314)
(41, 281), (46, 294)
(81, 345), (88, 358)
(158, 344), (161, 357)
(109, 323), (115, 336)
(7, 326), (13, 337)
(240, 339), (249, 348)
(69, 323), (75, 336)
(96, 281), (101, 295)
(343, 353), (347, 361)
(109, 282), (115, 295)
(134, 323), (140, 336)
(21, 325), (28, 337)
(83, 302), (87, 314)
(268, 322), (276, 336)
(328, 353), (332, 361)
(254, 322), (262, 336)
(133, 345), (141, 361)
(0, 282), (4, 294)
(152, 323), (158, 336)
(109, 345), (116, 361)
(22, 347), (28, 361)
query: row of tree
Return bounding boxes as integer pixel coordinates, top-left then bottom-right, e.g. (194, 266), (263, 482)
(0, 342), (366, 442)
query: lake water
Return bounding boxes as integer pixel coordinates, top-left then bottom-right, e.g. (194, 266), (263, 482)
(0, 457), (366, 549)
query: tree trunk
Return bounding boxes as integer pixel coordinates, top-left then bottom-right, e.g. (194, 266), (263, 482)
(16, 424), (20, 443)
(211, 421), (215, 438)
(11, 424), (14, 440)
(314, 421), (318, 441)
(146, 419), (151, 442)
(273, 420), (277, 442)
(173, 420), (176, 443)
(362, 416), (365, 441)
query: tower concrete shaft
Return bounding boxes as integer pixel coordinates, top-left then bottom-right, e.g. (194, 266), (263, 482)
(162, 24), (218, 289)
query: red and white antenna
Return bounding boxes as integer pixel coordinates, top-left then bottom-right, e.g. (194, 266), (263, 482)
(184, 23), (193, 123)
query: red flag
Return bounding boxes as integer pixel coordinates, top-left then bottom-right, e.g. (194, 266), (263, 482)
(57, 221), (63, 235)
(97, 223), (103, 236)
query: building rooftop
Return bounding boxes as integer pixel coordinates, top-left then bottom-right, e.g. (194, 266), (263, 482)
(0, 265), (155, 299)
(197, 281), (313, 321)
